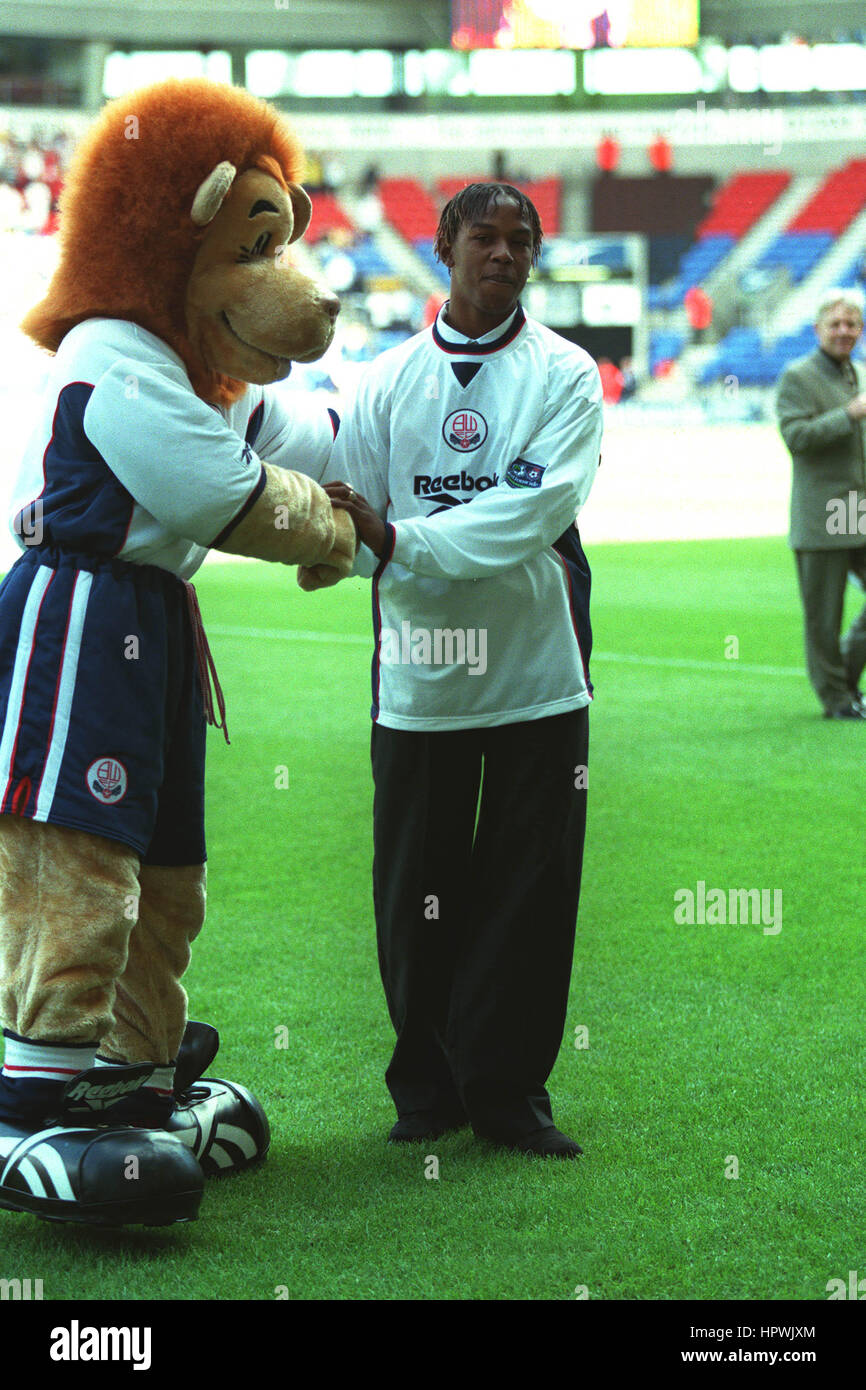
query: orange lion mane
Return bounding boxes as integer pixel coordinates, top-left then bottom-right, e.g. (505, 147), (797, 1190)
(21, 78), (306, 406)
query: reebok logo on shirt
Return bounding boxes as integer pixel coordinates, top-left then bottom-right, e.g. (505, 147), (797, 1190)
(414, 472), (499, 496)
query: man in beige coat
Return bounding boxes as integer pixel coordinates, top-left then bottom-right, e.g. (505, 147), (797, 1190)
(776, 289), (866, 717)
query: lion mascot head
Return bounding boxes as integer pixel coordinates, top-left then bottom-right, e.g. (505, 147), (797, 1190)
(21, 77), (339, 407)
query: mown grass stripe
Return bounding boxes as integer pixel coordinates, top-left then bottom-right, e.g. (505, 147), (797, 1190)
(208, 624), (805, 676)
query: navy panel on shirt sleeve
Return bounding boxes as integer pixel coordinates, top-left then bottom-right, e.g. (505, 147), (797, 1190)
(14, 383), (135, 557)
(552, 522), (593, 694)
(245, 401), (264, 449)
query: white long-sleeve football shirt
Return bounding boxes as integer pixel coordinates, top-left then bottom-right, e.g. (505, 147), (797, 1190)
(323, 302), (603, 731)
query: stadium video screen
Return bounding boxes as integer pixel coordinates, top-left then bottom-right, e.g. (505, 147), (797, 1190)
(451, 1), (699, 49)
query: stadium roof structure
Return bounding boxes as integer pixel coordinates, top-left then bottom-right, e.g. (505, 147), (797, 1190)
(702, 0), (866, 44)
(0, 0), (452, 48)
(3, 0), (866, 49)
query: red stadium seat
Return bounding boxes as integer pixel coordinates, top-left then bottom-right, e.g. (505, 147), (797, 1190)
(377, 178), (440, 241)
(696, 170), (791, 240)
(436, 176), (561, 235)
(306, 191), (356, 244)
(786, 158), (866, 235)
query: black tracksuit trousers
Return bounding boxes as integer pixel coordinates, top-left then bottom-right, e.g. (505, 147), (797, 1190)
(371, 705), (589, 1141)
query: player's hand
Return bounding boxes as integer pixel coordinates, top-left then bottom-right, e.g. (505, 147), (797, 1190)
(847, 393), (866, 420)
(325, 481), (387, 557)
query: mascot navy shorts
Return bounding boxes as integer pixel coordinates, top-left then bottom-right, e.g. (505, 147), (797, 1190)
(0, 547), (206, 865)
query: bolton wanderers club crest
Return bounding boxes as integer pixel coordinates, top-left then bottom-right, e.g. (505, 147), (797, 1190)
(442, 408), (488, 453)
(87, 757), (128, 804)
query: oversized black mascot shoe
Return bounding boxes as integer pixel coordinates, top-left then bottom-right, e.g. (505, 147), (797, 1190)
(0, 1064), (204, 1228)
(165, 1022), (270, 1177)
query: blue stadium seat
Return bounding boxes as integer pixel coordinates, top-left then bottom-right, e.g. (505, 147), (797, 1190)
(348, 236), (396, 278)
(753, 232), (834, 284)
(698, 327), (762, 384)
(678, 234), (734, 288)
(647, 235), (733, 314)
(413, 238), (450, 285)
(834, 253), (866, 288)
(649, 329), (686, 371)
(696, 321), (851, 386)
(648, 279), (684, 311)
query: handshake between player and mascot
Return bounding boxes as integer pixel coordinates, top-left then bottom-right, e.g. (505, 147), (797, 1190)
(0, 79), (377, 1229)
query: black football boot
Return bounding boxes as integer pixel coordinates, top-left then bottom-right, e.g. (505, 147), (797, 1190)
(164, 1023), (270, 1177)
(0, 1063), (204, 1227)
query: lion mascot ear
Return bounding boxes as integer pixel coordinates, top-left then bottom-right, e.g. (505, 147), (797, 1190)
(287, 184), (313, 243)
(190, 160), (237, 226)
(189, 159), (310, 244)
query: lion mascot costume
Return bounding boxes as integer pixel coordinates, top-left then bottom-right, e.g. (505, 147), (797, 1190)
(0, 78), (356, 1228)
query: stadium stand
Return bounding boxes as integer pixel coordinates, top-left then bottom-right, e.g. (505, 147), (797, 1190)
(435, 176), (561, 235)
(649, 329), (687, 375)
(306, 191), (356, 243)
(749, 160), (866, 288)
(752, 230), (834, 285)
(305, 189), (404, 289)
(3, 11), (866, 411)
(374, 175), (564, 294)
(697, 324), (818, 387)
(787, 158), (866, 236)
(346, 237), (396, 279)
(692, 159), (866, 384)
(377, 177), (440, 242)
(697, 171), (792, 240)
(649, 170), (791, 310)
(374, 177), (444, 284)
(0, 130), (68, 233)
(412, 238), (450, 285)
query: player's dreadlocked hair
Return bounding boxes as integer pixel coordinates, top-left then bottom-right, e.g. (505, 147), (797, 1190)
(433, 183), (543, 267)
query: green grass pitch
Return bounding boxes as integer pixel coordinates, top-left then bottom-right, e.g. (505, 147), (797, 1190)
(2, 536), (864, 1302)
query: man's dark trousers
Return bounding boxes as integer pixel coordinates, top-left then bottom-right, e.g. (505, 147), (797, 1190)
(371, 706), (589, 1141)
(794, 546), (866, 710)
